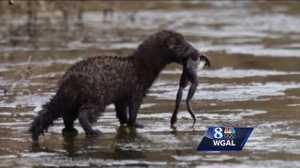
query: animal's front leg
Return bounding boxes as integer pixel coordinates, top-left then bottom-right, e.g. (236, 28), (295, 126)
(127, 93), (144, 128)
(115, 101), (128, 126)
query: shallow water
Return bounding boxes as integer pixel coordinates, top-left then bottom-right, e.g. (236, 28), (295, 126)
(0, 1), (300, 167)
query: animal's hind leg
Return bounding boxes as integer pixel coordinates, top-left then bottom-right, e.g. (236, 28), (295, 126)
(78, 104), (103, 136)
(115, 101), (128, 126)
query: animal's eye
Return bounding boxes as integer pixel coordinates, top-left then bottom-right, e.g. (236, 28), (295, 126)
(168, 37), (179, 49)
(175, 39), (181, 45)
(190, 53), (199, 61)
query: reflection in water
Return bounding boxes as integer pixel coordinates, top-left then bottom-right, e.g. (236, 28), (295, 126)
(29, 142), (41, 153)
(115, 126), (139, 142)
(62, 136), (79, 156)
(113, 126), (145, 160)
(59, 126), (145, 160)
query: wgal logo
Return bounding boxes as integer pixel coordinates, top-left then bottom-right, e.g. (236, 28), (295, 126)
(197, 127), (253, 151)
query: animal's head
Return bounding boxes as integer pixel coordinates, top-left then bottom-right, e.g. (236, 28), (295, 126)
(150, 30), (191, 63)
(156, 30), (201, 63)
(159, 30), (210, 68)
(137, 30), (210, 69)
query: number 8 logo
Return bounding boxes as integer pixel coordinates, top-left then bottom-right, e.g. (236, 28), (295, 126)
(214, 127), (223, 139)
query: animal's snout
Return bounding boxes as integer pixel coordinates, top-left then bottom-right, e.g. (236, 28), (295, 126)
(199, 55), (210, 68)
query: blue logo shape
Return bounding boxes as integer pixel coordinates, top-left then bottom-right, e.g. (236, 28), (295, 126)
(197, 127), (253, 151)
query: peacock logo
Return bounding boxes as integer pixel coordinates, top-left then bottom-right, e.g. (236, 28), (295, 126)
(224, 127), (236, 139)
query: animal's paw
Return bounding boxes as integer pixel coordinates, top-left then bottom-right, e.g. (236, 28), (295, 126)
(86, 129), (102, 136)
(171, 124), (177, 129)
(170, 116), (177, 128)
(128, 122), (144, 128)
(62, 128), (79, 137)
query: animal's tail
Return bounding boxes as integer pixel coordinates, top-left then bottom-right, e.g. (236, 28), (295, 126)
(29, 94), (63, 143)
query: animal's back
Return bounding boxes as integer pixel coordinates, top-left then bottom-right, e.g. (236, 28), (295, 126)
(59, 56), (137, 106)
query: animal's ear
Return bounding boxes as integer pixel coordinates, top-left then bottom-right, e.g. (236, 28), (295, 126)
(167, 37), (177, 49)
